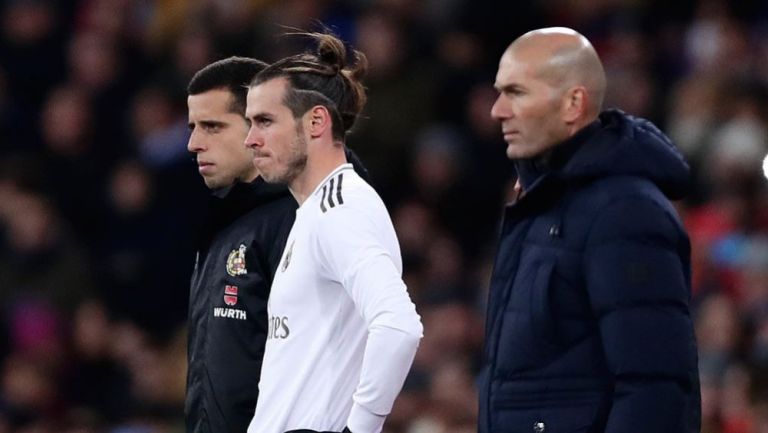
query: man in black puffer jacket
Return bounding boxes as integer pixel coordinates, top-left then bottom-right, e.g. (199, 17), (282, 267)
(480, 28), (700, 433)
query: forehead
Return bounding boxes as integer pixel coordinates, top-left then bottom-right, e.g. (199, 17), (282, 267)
(495, 49), (541, 87)
(246, 77), (290, 114)
(188, 88), (234, 117)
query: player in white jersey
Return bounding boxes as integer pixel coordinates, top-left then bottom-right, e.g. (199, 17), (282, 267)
(243, 32), (423, 433)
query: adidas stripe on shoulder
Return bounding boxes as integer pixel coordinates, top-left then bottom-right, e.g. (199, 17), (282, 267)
(320, 172), (345, 213)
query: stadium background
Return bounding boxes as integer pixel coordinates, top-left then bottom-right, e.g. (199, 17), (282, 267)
(1, 0), (768, 432)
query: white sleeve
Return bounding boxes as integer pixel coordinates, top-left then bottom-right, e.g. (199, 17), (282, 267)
(316, 204), (423, 433)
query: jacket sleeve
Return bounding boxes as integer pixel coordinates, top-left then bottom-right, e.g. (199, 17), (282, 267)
(315, 204), (423, 433)
(583, 194), (698, 433)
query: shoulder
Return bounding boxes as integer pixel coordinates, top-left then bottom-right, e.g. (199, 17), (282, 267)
(571, 175), (666, 209)
(562, 175), (678, 226)
(313, 168), (384, 218)
(572, 176), (685, 246)
(231, 194), (296, 242)
(307, 170), (396, 256)
(240, 196), (296, 225)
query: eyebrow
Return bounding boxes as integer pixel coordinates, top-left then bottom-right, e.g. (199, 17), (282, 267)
(247, 111), (273, 120)
(200, 120), (225, 127)
(189, 119), (226, 129)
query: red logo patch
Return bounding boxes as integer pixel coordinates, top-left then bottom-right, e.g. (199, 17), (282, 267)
(224, 285), (238, 306)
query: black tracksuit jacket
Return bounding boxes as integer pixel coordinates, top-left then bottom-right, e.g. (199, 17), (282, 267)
(185, 178), (297, 433)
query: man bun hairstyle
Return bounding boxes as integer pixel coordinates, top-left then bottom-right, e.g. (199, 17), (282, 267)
(188, 56), (268, 115)
(251, 32), (368, 142)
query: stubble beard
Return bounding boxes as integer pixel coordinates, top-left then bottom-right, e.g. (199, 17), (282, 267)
(264, 123), (308, 185)
(203, 171), (236, 190)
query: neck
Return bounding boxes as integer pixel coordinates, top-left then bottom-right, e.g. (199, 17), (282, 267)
(567, 112), (598, 136)
(288, 141), (347, 205)
(515, 117), (601, 190)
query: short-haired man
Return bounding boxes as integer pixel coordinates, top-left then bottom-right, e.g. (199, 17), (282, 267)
(185, 56), (298, 433)
(244, 33), (423, 433)
(480, 28), (700, 432)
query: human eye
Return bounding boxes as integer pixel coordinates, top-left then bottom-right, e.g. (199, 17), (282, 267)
(256, 115), (273, 127)
(202, 122), (222, 133)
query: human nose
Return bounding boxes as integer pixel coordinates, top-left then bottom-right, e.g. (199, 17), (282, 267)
(187, 129), (205, 153)
(490, 94), (510, 121)
(245, 125), (262, 149)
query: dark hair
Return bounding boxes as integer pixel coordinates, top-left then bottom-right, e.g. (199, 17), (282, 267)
(250, 32), (368, 142)
(187, 56), (268, 115)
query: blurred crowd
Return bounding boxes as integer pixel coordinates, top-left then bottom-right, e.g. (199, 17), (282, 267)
(1, 0), (768, 432)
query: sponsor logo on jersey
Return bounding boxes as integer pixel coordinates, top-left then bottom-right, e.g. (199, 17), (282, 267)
(267, 315), (290, 339)
(213, 307), (247, 320)
(281, 241), (294, 273)
(226, 244), (248, 276)
(224, 285), (238, 306)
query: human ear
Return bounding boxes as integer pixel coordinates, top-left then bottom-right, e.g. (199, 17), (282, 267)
(562, 86), (587, 123)
(308, 106), (331, 138)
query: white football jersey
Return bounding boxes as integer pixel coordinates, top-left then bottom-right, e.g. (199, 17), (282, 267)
(248, 163), (423, 433)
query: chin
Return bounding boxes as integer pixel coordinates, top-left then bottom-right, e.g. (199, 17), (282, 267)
(204, 179), (225, 190)
(505, 146), (526, 160)
(506, 144), (542, 160)
(260, 171), (284, 185)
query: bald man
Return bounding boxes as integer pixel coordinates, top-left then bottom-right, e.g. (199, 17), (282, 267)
(479, 28), (700, 433)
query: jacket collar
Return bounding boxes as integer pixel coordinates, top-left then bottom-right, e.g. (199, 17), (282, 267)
(513, 120), (601, 193)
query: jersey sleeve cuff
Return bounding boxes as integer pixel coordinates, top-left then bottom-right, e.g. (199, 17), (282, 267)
(347, 402), (386, 433)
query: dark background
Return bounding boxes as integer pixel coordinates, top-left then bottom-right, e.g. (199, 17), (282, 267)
(1, 0), (767, 432)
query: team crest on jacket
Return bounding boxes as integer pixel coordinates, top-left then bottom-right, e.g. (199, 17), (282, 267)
(226, 244), (248, 276)
(281, 241), (294, 272)
(224, 285), (238, 306)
